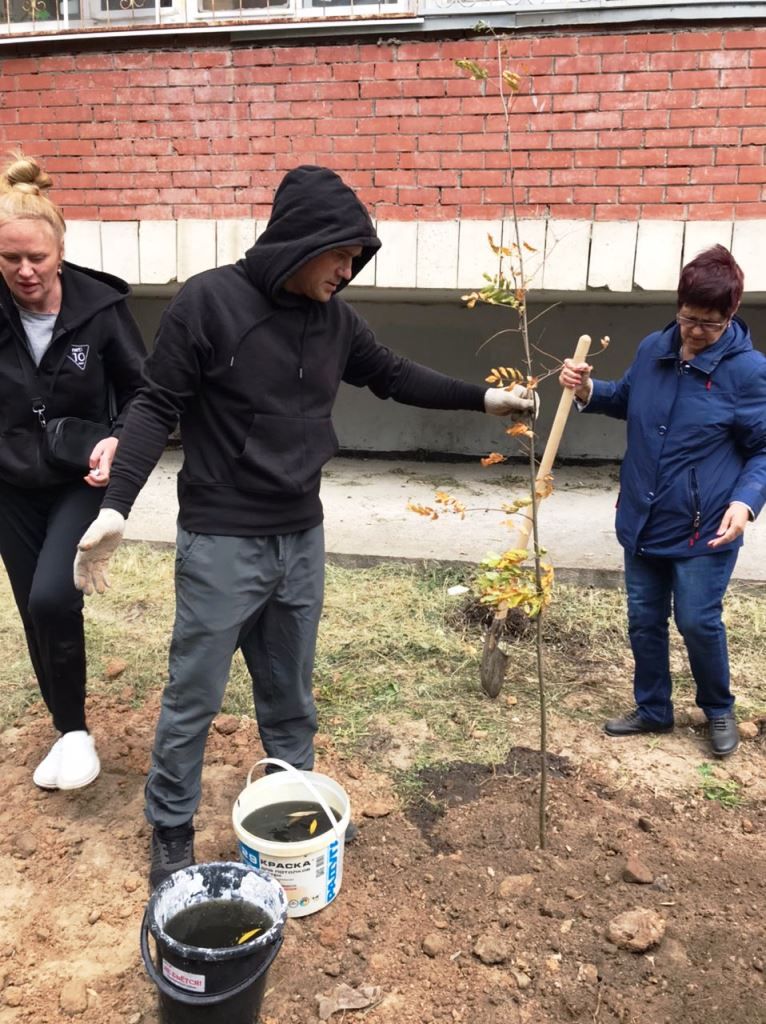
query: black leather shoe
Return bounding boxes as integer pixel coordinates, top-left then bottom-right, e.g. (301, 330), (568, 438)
(604, 709), (674, 737)
(709, 714), (739, 757)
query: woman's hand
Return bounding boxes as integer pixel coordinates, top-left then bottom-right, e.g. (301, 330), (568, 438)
(84, 436), (119, 489)
(708, 501), (751, 548)
(560, 358), (593, 403)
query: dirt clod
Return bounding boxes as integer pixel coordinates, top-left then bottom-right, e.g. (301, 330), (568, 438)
(422, 932), (450, 958)
(498, 872), (535, 898)
(473, 931), (509, 965)
(3, 987), (22, 1008)
(104, 658), (128, 680)
(59, 979), (88, 1015)
(606, 909), (666, 952)
(213, 714), (240, 735)
(577, 962), (599, 984)
(12, 833), (37, 858)
(739, 721), (760, 740)
(622, 855), (654, 884)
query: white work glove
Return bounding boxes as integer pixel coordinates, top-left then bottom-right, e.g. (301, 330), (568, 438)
(484, 384), (540, 420)
(73, 508), (126, 595)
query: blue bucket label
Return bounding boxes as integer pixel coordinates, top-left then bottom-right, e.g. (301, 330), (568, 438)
(238, 840), (261, 869)
(325, 840), (339, 904)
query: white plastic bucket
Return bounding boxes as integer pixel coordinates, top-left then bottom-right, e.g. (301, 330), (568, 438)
(232, 758), (351, 918)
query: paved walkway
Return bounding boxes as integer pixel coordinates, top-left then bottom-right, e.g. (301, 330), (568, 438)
(125, 450), (766, 586)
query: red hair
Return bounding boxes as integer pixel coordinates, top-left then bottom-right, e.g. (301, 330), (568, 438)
(677, 244), (744, 318)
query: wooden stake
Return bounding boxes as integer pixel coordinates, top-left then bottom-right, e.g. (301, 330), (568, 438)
(480, 334), (593, 697)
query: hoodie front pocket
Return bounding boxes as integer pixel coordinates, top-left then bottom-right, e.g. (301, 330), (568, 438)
(232, 413), (338, 496)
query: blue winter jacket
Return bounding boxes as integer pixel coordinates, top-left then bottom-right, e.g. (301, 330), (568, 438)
(584, 315), (766, 558)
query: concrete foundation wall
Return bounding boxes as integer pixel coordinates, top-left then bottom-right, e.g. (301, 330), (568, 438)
(129, 292), (766, 462)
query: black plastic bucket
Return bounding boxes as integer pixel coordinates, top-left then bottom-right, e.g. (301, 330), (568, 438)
(141, 862), (288, 1024)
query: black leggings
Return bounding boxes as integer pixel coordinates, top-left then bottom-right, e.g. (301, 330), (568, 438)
(0, 481), (104, 733)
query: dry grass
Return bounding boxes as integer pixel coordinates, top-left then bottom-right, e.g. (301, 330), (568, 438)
(0, 548), (763, 765)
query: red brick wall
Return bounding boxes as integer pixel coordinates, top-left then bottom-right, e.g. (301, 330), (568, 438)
(1, 26), (764, 222)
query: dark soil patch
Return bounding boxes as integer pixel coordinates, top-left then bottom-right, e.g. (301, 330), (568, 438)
(405, 746), (574, 851)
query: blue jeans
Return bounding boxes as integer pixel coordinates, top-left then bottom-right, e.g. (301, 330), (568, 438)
(623, 548), (738, 726)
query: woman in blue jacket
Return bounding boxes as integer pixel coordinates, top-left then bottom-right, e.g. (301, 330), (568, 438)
(561, 245), (766, 758)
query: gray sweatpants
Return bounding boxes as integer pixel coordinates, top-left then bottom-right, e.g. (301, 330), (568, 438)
(145, 524), (325, 829)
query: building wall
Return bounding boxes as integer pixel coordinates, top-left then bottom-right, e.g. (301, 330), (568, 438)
(2, 27), (765, 223)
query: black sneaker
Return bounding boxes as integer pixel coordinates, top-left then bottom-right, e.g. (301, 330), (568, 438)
(709, 714), (739, 758)
(604, 709), (674, 737)
(149, 822), (195, 891)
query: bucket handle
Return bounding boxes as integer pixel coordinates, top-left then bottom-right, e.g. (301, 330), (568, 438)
(140, 909), (283, 1007)
(246, 757), (344, 841)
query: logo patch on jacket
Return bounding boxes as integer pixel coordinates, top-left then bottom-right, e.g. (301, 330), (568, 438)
(67, 345), (89, 371)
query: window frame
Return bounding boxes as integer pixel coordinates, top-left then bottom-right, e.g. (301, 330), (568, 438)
(1, 0), (764, 42)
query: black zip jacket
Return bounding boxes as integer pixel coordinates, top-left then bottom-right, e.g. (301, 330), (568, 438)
(0, 262), (146, 489)
(104, 166), (487, 535)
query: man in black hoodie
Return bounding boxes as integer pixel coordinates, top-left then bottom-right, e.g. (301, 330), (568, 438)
(73, 166), (538, 889)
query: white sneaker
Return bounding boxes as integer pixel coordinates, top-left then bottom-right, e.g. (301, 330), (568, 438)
(33, 736), (64, 789)
(56, 731), (100, 790)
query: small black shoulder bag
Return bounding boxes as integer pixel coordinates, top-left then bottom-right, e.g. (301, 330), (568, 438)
(21, 354), (117, 474)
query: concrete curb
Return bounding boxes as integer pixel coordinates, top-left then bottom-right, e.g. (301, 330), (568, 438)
(123, 452), (766, 587)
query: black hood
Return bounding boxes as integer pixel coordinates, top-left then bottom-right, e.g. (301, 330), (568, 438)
(57, 261), (133, 331)
(244, 165), (381, 300)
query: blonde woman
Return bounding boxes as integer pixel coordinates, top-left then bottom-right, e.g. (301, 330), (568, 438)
(0, 153), (145, 789)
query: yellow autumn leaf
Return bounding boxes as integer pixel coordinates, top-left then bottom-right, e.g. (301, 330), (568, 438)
(407, 501), (439, 520)
(455, 58), (489, 81)
(481, 452), (506, 467)
(507, 422), (534, 437)
(502, 69), (521, 91)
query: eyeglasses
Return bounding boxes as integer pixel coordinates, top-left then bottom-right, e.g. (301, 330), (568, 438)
(676, 314), (729, 333)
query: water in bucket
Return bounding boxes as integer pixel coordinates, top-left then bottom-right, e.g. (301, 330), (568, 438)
(164, 899), (275, 949)
(241, 800), (341, 844)
(233, 758), (351, 918)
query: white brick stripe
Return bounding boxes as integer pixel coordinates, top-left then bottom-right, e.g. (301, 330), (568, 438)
(634, 221), (685, 292)
(74, 219), (766, 293)
(588, 222), (638, 293)
(139, 221), (176, 285)
(375, 221), (416, 287)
